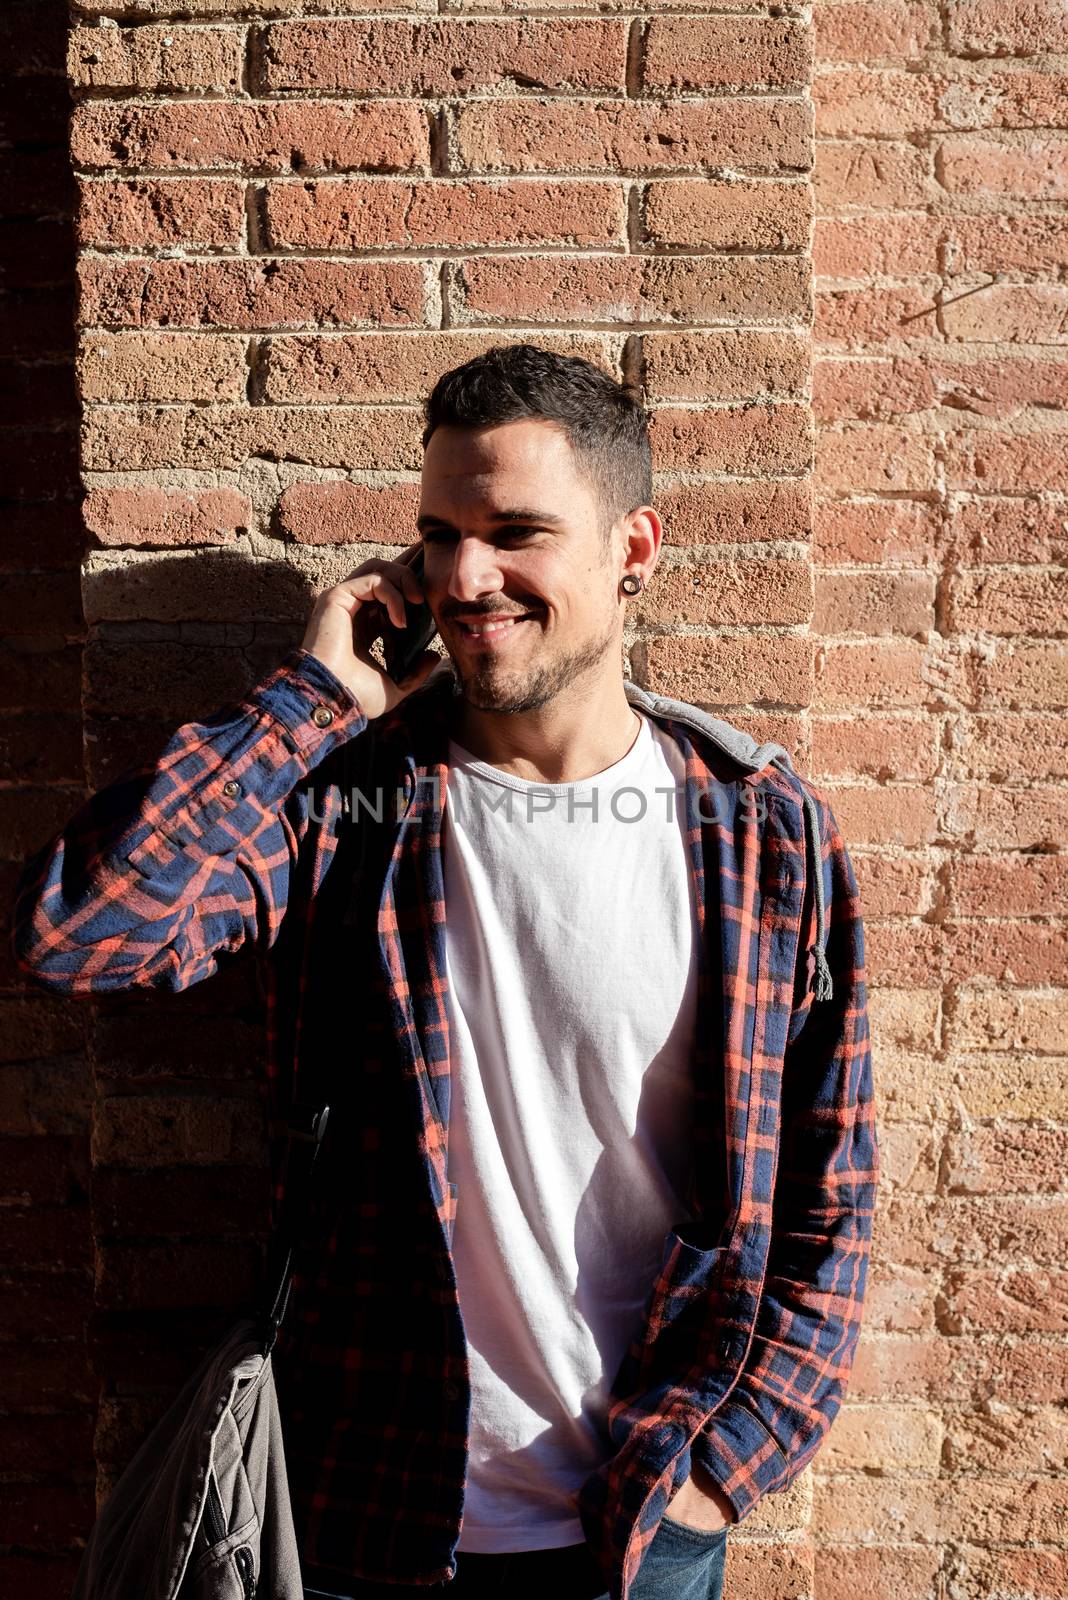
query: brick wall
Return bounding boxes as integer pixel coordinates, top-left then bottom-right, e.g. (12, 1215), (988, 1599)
(812, 3), (1067, 1596)
(1, 4), (95, 1597)
(1, 0), (1063, 1595)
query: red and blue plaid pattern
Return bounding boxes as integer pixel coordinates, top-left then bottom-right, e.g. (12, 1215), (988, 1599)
(10, 647), (878, 1600)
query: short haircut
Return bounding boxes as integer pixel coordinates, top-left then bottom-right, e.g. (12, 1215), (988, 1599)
(421, 343), (652, 540)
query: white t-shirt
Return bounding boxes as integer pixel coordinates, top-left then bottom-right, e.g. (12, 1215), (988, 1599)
(441, 708), (701, 1552)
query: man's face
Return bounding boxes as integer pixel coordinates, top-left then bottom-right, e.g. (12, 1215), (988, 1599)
(416, 418), (623, 714)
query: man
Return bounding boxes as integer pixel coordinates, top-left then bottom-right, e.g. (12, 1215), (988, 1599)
(11, 344), (878, 1600)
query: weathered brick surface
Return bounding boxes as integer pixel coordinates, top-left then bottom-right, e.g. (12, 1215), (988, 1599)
(811, 0), (1068, 1587)
(3, 3), (93, 1580)
(0, 0), (1057, 1592)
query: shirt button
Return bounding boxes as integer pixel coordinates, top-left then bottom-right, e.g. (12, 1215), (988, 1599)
(312, 705), (334, 727)
(222, 780), (240, 798)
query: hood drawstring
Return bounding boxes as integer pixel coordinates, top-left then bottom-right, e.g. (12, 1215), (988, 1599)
(767, 752), (833, 1005)
(800, 784), (834, 1002)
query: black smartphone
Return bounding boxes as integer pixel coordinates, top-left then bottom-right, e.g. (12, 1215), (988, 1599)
(380, 544), (439, 684)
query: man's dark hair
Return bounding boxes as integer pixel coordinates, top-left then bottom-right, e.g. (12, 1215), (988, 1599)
(421, 343), (652, 542)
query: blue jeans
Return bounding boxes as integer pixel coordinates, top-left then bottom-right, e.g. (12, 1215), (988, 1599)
(304, 1514), (728, 1598)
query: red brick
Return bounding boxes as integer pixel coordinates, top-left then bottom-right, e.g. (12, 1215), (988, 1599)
(815, 1473), (1068, 1545)
(0, 1412), (94, 1477)
(0, 1339), (96, 1412)
(817, 140), (933, 209)
(825, 784), (937, 847)
(947, 0), (1068, 57)
(815, 283), (941, 348)
(818, 640), (930, 708)
(0, 1136), (89, 1205)
(71, 100), (431, 176)
(83, 641), (272, 723)
(0, 1205), (90, 1271)
(941, 919), (1068, 986)
(812, 508), (940, 572)
(941, 212), (1068, 274)
(941, 281), (1068, 343)
(279, 480), (422, 545)
(0, 1484), (95, 1553)
(643, 179), (811, 250)
(815, 1544), (943, 1600)
(0, 571), (84, 638)
(0, 148), (76, 219)
(77, 256), (428, 329)
(655, 481), (812, 546)
(634, 559), (811, 628)
(0, 219), (72, 289)
(259, 18), (627, 95)
(96, 1239), (259, 1311)
(815, 570), (936, 634)
(814, 214), (942, 277)
(974, 640), (1068, 707)
(950, 853), (1068, 914)
(83, 487), (251, 548)
(94, 1094), (264, 1168)
(817, 424), (937, 492)
(944, 430), (1068, 494)
(643, 331), (809, 402)
(649, 403), (811, 476)
(950, 496), (1068, 563)
(0, 714), (83, 785)
(949, 712), (1068, 781)
(816, 66), (938, 137)
(939, 133), (1068, 199)
(90, 0), (433, 10)
(0, 640), (82, 717)
(940, 780), (1068, 850)
(453, 256), (810, 326)
(82, 404), (423, 472)
(950, 1547), (1068, 1600)
(260, 330), (618, 403)
(0, 2), (67, 76)
(644, 633), (813, 709)
(943, 1268), (1068, 1333)
(946, 1123), (1068, 1192)
(813, 356), (936, 420)
(0, 288), (77, 363)
(812, 714), (937, 781)
(814, 1), (937, 63)
(453, 97), (812, 177)
(0, 1056), (90, 1134)
(76, 177), (244, 249)
(67, 24), (241, 92)
(93, 1166), (266, 1240)
(643, 17), (811, 94)
(935, 67), (1068, 129)
(262, 178), (625, 251)
(77, 331), (248, 403)
(929, 354), (1068, 414)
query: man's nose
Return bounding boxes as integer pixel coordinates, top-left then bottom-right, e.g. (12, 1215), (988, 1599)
(445, 538), (504, 602)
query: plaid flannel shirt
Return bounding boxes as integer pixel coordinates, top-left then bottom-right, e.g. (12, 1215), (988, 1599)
(10, 646), (878, 1600)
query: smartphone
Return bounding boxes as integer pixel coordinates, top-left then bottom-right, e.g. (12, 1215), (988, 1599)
(380, 544), (439, 684)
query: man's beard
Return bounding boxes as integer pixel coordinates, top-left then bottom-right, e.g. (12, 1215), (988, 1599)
(448, 605), (619, 715)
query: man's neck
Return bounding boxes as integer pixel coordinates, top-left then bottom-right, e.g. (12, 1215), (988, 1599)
(448, 683), (642, 786)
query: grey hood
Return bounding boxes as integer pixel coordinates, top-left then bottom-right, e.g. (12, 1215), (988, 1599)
(621, 678), (834, 1005)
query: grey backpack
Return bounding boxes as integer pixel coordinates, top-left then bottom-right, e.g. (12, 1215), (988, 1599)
(70, 1106), (331, 1600)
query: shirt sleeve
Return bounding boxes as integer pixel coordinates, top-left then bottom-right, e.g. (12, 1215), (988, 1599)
(8, 647), (367, 995)
(689, 785), (880, 1521)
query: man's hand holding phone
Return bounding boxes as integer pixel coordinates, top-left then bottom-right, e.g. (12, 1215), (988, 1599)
(300, 542), (440, 722)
